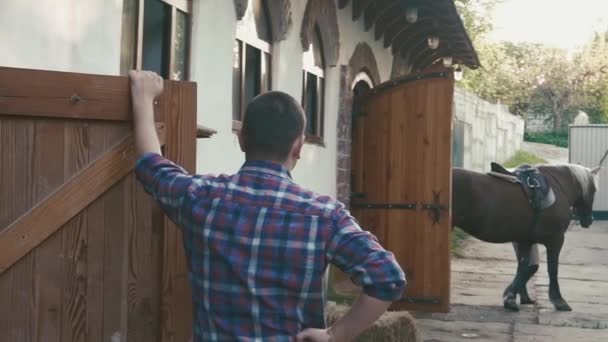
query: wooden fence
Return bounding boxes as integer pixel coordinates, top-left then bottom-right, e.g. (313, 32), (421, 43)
(0, 66), (197, 342)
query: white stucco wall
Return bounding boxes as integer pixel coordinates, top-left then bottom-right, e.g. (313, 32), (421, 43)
(192, 0), (395, 196)
(1, 0), (396, 198)
(453, 87), (525, 172)
(0, 0), (122, 75)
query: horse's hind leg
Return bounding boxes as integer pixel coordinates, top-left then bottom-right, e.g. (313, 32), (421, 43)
(547, 234), (572, 311)
(519, 264), (539, 304)
(515, 243), (539, 304)
(503, 241), (532, 311)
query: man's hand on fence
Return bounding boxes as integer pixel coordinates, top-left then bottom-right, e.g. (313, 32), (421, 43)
(129, 70), (163, 106)
(129, 70), (163, 156)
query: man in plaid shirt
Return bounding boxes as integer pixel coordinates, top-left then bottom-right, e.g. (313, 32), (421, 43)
(129, 71), (406, 341)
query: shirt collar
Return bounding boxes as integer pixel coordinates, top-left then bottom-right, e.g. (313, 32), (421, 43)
(239, 160), (292, 180)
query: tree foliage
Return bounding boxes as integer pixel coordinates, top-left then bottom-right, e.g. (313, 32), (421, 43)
(456, 0), (608, 130)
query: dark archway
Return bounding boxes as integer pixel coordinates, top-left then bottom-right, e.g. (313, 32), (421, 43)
(336, 43), (381, 207)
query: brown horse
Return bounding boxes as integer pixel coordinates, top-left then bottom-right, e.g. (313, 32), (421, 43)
(452, 164), (600, 312)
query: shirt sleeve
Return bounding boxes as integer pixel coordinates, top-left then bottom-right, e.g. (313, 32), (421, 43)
(327, 205), (407, 301)
(134, 152), (207, 227)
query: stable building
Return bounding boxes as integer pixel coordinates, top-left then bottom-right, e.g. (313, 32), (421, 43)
(0, 0), (479, 339)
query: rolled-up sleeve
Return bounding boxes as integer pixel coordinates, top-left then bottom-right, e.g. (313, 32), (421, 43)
(134, 153), (204, 226)
(327, 206), (406, 301)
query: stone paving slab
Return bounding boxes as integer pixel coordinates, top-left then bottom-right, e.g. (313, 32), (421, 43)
(416, 319), (512, 342)
(455, 240), (517, 261)
(535, 294), (608, 329)
(536, 307), (608, 329)
(417, 222), (608, 341)
(535, 279), (608, 305)
(414, 304), (537, 325)
(451, 272), (537, 307)
(514, 323), (608, 341)
(452, 258), (517, 276)
(535, 264), (608, 282)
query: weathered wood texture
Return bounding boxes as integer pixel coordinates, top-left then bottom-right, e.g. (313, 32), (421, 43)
(0, 67), (196, 341)
(337, 0), (479, 70)
(350, 67), (454, 313)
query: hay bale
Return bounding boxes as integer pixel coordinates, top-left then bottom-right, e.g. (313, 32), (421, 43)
(326, 302), (421, 342)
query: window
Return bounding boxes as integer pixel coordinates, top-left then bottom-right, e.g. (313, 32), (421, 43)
(232, 0), (272, 131)
(120, 0), (191, 80)
(302, 25), (325, 144)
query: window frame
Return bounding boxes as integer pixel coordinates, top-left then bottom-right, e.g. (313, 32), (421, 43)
(120, 0), (193, 81)
(301, 26), (326, 146)
(232, 1), (273, 132)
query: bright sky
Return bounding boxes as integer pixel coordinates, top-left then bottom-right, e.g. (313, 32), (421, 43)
(489, 0), (608, 51)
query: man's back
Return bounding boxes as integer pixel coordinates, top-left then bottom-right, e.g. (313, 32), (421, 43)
(136, 155), (406, 341)
(185, 159), (336, 340)
(128, 79), (405, 341)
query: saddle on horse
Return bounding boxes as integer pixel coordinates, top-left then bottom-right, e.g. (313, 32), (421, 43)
(488, 162), (555, 212)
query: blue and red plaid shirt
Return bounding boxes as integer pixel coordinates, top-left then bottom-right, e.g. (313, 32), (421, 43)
(135, 153), (406, 341)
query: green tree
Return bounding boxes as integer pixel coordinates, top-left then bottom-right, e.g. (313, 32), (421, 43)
(454, 0), (502, 43)
(456, 1), (608, 130)
(526, 42), (608, 130)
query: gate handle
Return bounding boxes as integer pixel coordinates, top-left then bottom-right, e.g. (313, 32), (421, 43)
(422, 191), (448, 225)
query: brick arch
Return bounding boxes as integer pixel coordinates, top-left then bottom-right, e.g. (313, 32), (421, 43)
(334, 44), (381, 207)
(300, 0), (340, 67)
(233, 0), (292, 42)
(348, 43), (381, 87)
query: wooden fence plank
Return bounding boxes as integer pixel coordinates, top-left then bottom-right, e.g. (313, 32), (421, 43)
(0, 67), (130, 121)
(61, 122), (91, 342)
(32, 119), (67, 342)
(0, 123), (166, 274)
(85, 123), (108, 342)
(0, 135), (135, 273)
(0, 67), (196, 123)
(0, 97), (131, 121)
(159, 81), (197, 342)
(102, 128), (131, 342)
(4, 120), (36, 340)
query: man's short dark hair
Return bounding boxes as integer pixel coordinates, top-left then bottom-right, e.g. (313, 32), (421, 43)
(242, 91), (305, 161)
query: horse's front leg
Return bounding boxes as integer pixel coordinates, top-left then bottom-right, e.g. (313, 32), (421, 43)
(503, 241), (532, 311)
(547, 234), (572, 311)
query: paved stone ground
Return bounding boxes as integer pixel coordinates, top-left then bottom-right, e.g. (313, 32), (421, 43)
(413, 222), (608, 341)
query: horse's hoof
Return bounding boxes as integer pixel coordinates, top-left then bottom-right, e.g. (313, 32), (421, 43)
(520, 297), (536, 305)
(551, 298), (573, 311)
(503, 298), (519, 311)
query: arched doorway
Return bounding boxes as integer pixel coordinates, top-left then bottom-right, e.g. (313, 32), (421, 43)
(330, 72), (375, 299)
(350, 74), (373, 202)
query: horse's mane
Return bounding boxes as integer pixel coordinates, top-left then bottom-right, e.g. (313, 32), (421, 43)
(543, 164), (597, 200)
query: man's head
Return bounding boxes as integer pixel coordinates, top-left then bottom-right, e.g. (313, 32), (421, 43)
(238, 91), (306, 170)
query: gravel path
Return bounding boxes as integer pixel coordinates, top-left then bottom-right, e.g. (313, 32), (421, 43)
(521, 141), (568, 164)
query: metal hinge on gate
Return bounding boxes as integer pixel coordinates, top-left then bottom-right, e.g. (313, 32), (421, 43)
(399, 296), (441, 305)
(351, 202), (417, 210)
(352, 108), (367, 117)
(351, 192), (367, 200)
(422, 191), (448, 225)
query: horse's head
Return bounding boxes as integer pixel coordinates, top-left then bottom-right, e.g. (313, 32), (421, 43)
(569, 165), (600, 228)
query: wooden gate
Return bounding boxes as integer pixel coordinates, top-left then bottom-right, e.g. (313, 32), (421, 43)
(351, 67), (454, 313)
(0, 67), (196, 341)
